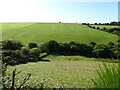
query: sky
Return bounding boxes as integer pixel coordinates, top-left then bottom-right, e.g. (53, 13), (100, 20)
(0, 0), (119, 23)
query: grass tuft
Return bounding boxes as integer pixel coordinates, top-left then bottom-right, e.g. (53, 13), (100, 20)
(93, 62), (119, 88)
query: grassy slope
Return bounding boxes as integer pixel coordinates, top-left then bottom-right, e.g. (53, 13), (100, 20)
(2, 23), (118, 44)
(7, 55), (117, 88)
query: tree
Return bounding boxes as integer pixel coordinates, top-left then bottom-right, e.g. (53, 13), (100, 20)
(103, 27), (107, 31)
(94, 23), (98, 25)
(30, 48), (41, 61)
(2, 40), (23, 50)
(97, 27), (100, 30)
(21, 47), (29, 56)
(40, 40), (60, 53)
(92, 44), (112, 58)
(92, 26), (95, 29)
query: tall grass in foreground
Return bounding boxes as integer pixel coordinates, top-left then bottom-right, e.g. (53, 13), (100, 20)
(93, 63), (119, 88)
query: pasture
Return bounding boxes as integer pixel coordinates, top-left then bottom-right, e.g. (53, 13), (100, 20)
(7, 55), (118, 88)
(2, 23), (119, 88)
(2, 23), (118, 45)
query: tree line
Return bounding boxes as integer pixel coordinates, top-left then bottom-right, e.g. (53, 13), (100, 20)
(1, 40), (120, 66)
(82, 21), (120, 26)
(87, 25), (120, 35)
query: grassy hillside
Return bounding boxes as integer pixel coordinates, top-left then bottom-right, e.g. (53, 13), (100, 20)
(2, 23), (118, 44)
(7, 55), (117, 88)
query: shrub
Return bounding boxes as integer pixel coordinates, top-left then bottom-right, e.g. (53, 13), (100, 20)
(92, 44), (112, 58)
(3, 56), (18, 65)
(40, 40), (60, 53)
(28, 42), (38, 49)
(103, 27), (106, 31)
(77, 43), (93, 56)
(2, 40), (23, 50)
(30, 48), (41, 57)
(30, 48), (41, 61)
(114, 51), (120, 59)
(92, 26), (95, 29)
(2, 50), (22, 65)
(96, 27), (100, 30)
(21, 47), (29, 56)
(89, 42), (96, 47)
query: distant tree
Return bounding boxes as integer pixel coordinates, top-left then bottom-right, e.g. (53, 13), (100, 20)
(103, 27), (106, 31)
(92, 26), (95, 29)
(82, 23), (86, 25)
(110, 21), (118, 25)
(88, 25), (92, 28)
(97, 27), (100, 30)
(94, 23), (98, 25)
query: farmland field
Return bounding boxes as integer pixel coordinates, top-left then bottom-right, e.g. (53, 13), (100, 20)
(2, 23), (119, 88)
(2, 23), (118, 44)
(7, 55), (118, 88)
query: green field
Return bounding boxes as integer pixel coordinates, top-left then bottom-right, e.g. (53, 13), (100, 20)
(2, 23), (119, 88)
(2, 23), (118, 44)
(7, 55), (117, 88)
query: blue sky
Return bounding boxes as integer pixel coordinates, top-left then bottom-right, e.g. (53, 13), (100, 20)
(43, 2), (118, 23)
(0, 0), (119, 23)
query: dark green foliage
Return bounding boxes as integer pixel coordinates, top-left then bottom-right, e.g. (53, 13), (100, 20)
(2, 40), (119, 66)
(21, 47), (30, 56)
(107, 42), (115, 49)
(92, 44), (113, 58)
(30, 48), (41, 57)
(28, 42), (38, 49)
(89, 42), (96, 47)
(92, 26), (95, 29)
(103, 27), (106, 31)
(2, 50), (21, 65)
(2, 40), (23, 50)
(20, 47), (30, 63)
(112, 44), (120, 59)
(87, 24), (120, 35)
(40, 40), (60, 53)
(94, 23), (98, 25)
(96, 27), (100, 30)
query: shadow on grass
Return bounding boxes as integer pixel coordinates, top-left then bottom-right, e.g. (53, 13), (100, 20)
(40, 59), (50, 62)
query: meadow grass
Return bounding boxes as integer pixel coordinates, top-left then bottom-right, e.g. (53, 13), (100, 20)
(93, 62), (119, 88)
(7, 55), (118, 88)
(2, 23), (118, 45)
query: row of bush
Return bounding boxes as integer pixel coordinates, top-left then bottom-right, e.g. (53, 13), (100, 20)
(82, 21), (120, 25)
(40, 40), (120, 58)
(1, 40), (120, 65)
(87, 25), (120, 35)
(2, 40), (49, 65)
